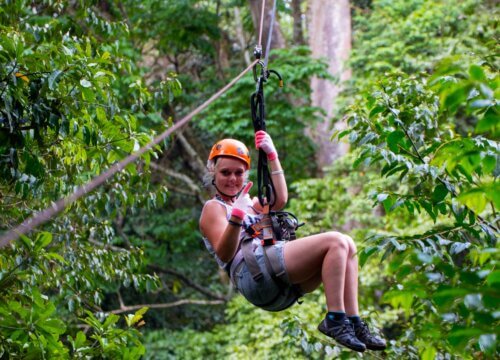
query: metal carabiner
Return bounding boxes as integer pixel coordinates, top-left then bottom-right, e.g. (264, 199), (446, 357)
(252, 60), (265, 83)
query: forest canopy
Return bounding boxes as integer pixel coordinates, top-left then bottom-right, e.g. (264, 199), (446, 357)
(0, 0), (498, 359)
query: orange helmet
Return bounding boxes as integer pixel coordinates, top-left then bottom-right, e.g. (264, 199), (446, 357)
(208, 139), (251, 169)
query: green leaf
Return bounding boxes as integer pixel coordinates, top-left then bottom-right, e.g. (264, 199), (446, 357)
(469, 65), (487, 82)
(383, 289), (414, 316)
(377, 193), (389, 202)
(81, 86), (95, 101)
(369, 105), (386, 119)
(34, 232), (52, 251)
(96, 107), (107, 123)
(448, 327), (483, 348)
(433, 288), (468, 307)
(442, 84), (470, 114)
(420, 200), (437, 222)
(389, 238), (406, 251)
(450, 241), (470, 255)
(482, 154), (496, 174)
(486, 271), (500, 286)
(19, 234), (33, 249)
(126, 306), (149, 328)
(45, 252), (67, 264)
(38, 318), (66, 336)
(457, 189), (487, 214)
(386, 130), (405, 153)
(470, 99), (493, 108)
(359, 246), (379, 267)
(475, 109), (500, 135)
(48, 70), (63, 90)
(421, 345), (436, 360)
(103, 313), (120, 328)
(432, 184), (448, 203)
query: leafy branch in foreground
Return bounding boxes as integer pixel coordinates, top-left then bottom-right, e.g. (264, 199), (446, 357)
(337, 58), (498, 358)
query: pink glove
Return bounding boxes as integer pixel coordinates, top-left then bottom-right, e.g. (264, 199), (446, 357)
(231, 182), (253, 220)
(255, 130), (277, 161)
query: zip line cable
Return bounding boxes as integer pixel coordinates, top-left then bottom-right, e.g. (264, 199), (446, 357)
(263, 0), (277, 68)
(257, 0), (266, 47)
(1, 0), (272, 248)
(0, 60), (258, 248)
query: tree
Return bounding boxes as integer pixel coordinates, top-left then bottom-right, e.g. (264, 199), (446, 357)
(291, 0), (306, 46)
(0, 1), (175, 356)
(305, 0), (352, 171)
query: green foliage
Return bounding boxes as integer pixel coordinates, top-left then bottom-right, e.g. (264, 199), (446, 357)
(334, 7), (499, 355)
(0, 232), (150, 358)
(350, 0), (497, 82)
(0, 1), (173, 356)
(143, 294), (387, 360)
(288, 1), (499, 358)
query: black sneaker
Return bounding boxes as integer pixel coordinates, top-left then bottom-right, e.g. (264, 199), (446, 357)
(354, 321), (387, 351)
(318, 319), (366, 352)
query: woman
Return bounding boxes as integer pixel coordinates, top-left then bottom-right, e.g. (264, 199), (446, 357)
(199, 131), (387, 353)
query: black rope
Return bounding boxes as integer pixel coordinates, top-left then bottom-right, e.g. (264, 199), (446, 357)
(251, 76), (275, 208)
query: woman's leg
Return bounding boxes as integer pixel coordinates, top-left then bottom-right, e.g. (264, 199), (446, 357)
(284, 232), (387, 352)
(284, 231), (356, 312)
(343, 234), (359, 316)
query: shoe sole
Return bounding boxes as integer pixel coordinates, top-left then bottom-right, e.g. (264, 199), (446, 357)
(365, 344), (387, 351)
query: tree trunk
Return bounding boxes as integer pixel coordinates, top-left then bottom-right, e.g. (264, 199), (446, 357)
(291, 0), (305, 45)
(248, 0), (285, 51)
(234, 7), (252, 66)
(308, 0), (351, 172)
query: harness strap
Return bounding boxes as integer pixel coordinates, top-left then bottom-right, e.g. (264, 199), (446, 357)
(263, 245), (287, 283)
(240, 239), (289, 292)
(241, 238), (264, 281)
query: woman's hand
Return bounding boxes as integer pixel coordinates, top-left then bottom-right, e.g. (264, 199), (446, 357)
(231, 182), (253, 220)
(255, 130), (277, 161)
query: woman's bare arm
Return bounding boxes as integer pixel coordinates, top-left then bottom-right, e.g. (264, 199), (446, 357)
(200, 201), (241, 263)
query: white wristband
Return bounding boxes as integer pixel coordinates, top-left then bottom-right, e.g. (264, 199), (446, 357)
(271, 170), (284, 176)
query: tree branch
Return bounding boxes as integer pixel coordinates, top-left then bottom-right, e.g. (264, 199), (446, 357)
(150, 162), (207, 203)
(148, 264), (228, 301)
(176, 132), (206, 175)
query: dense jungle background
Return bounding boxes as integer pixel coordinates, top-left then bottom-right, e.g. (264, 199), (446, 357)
(0, 0), (498, 359)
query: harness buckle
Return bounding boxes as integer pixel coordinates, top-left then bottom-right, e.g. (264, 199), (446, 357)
(261, 238), (276, 246)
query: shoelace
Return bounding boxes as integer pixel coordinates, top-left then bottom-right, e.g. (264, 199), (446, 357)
(357, 322), (370, 336)
(334, 322), (355, 338)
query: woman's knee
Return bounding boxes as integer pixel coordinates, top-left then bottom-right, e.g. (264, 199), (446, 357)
(325, 231), (349, 252)
(342, 234), (357, 255)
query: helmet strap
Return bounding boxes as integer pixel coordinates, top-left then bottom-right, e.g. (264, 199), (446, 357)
(212, 179), (238, 202)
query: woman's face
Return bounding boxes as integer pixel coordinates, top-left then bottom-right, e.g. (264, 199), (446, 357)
(214, 157), (247, 197)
